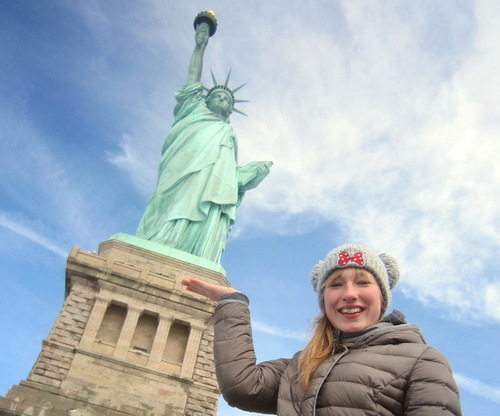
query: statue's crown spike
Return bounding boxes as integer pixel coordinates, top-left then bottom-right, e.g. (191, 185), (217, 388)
(224, 69), (232, 88)
(232, 83), (246, 94)
(210, 69), (218, 87)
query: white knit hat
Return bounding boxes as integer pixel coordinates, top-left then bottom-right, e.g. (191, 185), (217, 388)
(311, 244), (400, 316)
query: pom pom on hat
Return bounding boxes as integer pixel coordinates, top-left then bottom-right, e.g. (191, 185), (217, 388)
(379, 253), (400, 289)
(310, 244), (400, 317)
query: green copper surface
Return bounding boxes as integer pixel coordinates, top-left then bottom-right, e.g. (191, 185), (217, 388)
(135, 14), (272, 263)
(110, 233), (226, 275)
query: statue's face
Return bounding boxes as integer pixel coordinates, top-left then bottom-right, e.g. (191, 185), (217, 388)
(207, 91), (232, 118)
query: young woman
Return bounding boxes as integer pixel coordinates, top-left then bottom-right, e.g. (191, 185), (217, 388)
(182, 244), (462, 415)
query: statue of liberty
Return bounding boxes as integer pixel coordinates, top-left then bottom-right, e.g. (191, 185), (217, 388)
(136, 11), (272, 263)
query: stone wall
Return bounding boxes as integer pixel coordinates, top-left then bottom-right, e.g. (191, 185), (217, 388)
(0, 238), (229, 416)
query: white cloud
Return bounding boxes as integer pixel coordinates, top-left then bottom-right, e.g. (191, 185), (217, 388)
(51, 1), (500, 323)
(252, 320), (306, 342)
(455, 373), (500, 405)
(0, 109), (103, 246)
(107, 137), (159, 196)
(484, 283), (500, 321)
(0, 212), (67, 258)
(228, 1), (500, 323)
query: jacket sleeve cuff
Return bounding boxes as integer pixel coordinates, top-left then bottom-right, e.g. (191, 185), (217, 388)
(219, 292), (250, 305)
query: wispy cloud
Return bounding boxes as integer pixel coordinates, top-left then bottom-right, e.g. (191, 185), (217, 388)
(107, 138), (158, 196)
(455, 373), (500, 405)
(0, 212), (67, 258)
(220, 2), (500, 323)
(252, 320), (305, 342)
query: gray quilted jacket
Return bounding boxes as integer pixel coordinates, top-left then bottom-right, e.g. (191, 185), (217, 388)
(214, 297), (461, 416)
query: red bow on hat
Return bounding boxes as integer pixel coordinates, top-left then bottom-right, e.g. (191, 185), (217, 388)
(338, 252), (364, 266)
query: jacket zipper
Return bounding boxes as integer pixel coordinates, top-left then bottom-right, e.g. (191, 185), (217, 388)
(311, 347), (349, 416)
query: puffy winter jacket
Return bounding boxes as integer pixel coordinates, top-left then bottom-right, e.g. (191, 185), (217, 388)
(214, 298), (462, 416)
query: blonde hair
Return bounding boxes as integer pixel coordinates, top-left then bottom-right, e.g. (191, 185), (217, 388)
(297, 314), (335, 389)
(298, 268), (377, 388)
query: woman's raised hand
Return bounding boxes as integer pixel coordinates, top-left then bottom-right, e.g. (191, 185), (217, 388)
(181, 278), (238, 302)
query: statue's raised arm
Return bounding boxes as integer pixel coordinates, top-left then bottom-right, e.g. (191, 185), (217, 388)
(136, 11), (272, 264)
(187, 22), (209, 85)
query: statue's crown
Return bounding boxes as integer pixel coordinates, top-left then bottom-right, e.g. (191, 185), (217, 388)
(203, 69), (249, 116)
(206, 84), (235, 102)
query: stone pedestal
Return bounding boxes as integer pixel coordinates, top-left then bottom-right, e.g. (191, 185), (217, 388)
(0, 235), (229, 416)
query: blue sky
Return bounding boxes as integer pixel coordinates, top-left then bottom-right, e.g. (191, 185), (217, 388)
(1, 1), (499, 415)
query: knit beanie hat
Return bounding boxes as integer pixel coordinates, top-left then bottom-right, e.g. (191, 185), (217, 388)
(310, 244), (400, 317)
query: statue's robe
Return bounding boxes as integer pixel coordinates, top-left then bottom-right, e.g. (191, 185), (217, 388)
(137, 82), (255, 262)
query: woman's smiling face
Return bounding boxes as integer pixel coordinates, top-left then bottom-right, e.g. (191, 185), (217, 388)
(323, 268), (382, 333)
